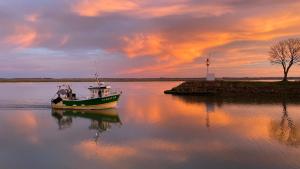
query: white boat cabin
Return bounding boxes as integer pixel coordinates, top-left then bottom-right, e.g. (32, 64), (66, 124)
(89, 85), (111, 98)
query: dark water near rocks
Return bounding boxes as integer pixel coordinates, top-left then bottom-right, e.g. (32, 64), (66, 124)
(0, 82), (300, 169)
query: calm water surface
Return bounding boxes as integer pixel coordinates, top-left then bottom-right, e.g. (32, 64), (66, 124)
(0, 82), (300, 169)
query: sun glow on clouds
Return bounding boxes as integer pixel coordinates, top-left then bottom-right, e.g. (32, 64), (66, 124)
(2, 0), (300, 77)
(112, 1), (300, 76)
(72, 0), (233, 18)
(117, 9), (300, 76)
(119, 32), (233, 75)
(72, 0), (137, 17)
(60, 35), (70, 46)
(138, 3), (233, 18)
(5, 26), (37, 48)
(240, 14), (300, 39)
(121, 34), (163, 58)
(25, 14), (39, 22)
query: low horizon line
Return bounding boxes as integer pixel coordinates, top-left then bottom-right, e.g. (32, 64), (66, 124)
(0, 76), (299, 83)
(1, 77), (300, 79)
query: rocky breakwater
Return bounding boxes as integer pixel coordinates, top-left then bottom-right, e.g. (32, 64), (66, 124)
(164, 81), (300, 98)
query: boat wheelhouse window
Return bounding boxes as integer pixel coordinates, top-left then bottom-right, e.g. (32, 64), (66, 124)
(88, 86), (111, 98)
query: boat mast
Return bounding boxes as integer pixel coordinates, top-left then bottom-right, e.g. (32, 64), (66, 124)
(95, 73), (101, 86)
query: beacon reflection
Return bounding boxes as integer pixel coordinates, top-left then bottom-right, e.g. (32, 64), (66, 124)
(205, 101), (215, 128)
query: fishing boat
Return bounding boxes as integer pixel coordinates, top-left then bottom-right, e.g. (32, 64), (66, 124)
(51, 76), (121, 110)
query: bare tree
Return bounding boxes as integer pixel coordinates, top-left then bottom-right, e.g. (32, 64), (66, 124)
(269, 38), (300, 82)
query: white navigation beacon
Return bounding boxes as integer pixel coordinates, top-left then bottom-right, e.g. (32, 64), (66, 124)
(205, 58), (215, 81)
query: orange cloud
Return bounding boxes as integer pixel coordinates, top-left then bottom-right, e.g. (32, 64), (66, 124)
(238, 13), (300, 40)
(138, 3), (233, 18)
(70, 1), (300, 77)
(25, 14), (39, 22)
(119, 32), (233, 75)
(121, 34), (163, 58)
(72, 0), (137, 17)
(60, 35), (70, 46)
(121, 33), (226, 60)
(5, 26), (37, 47)
(117, 3), (300, 76)
(3, 0), (300, 77)
(72, 0), (232, 18)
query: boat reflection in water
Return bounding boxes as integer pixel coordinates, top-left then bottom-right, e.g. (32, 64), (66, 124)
(51, 108), (122, 142)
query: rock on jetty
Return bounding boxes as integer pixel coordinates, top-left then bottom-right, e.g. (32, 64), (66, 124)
(164, 81), (300, 97)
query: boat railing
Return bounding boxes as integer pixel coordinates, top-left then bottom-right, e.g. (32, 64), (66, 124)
(110, 90), (122, 96)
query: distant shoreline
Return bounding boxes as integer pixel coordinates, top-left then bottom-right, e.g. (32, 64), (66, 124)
(0, 77), (300, 82)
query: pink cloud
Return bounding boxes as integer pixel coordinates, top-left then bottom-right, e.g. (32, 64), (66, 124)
(5, 26), (37, 48)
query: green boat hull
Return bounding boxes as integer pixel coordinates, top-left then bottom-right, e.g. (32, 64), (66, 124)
(51, 94), (120, 110)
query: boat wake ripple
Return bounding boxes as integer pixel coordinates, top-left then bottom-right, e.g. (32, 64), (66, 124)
(0, 104), (51, 109)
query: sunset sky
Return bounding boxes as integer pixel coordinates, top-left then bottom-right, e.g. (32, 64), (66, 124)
(1, 0), (300, 78)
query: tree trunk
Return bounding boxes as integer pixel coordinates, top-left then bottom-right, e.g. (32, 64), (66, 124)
(283, 71), (288, 82)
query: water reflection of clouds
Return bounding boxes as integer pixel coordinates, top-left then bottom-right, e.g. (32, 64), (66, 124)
(173, 96), (277, 135)
(74, 138), (231, 169)
(3, 111), (40, 144)
(1, 83), (300, 169)
(4, 97), (298, 169)
(123, 93), (233, 129)
(123, 94), (206, 124)
(75, 140), (136, 163)
(94, 94), (299, 168)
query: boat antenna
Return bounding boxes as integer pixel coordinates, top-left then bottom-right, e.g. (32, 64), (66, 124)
(95, 73), (101, 86)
